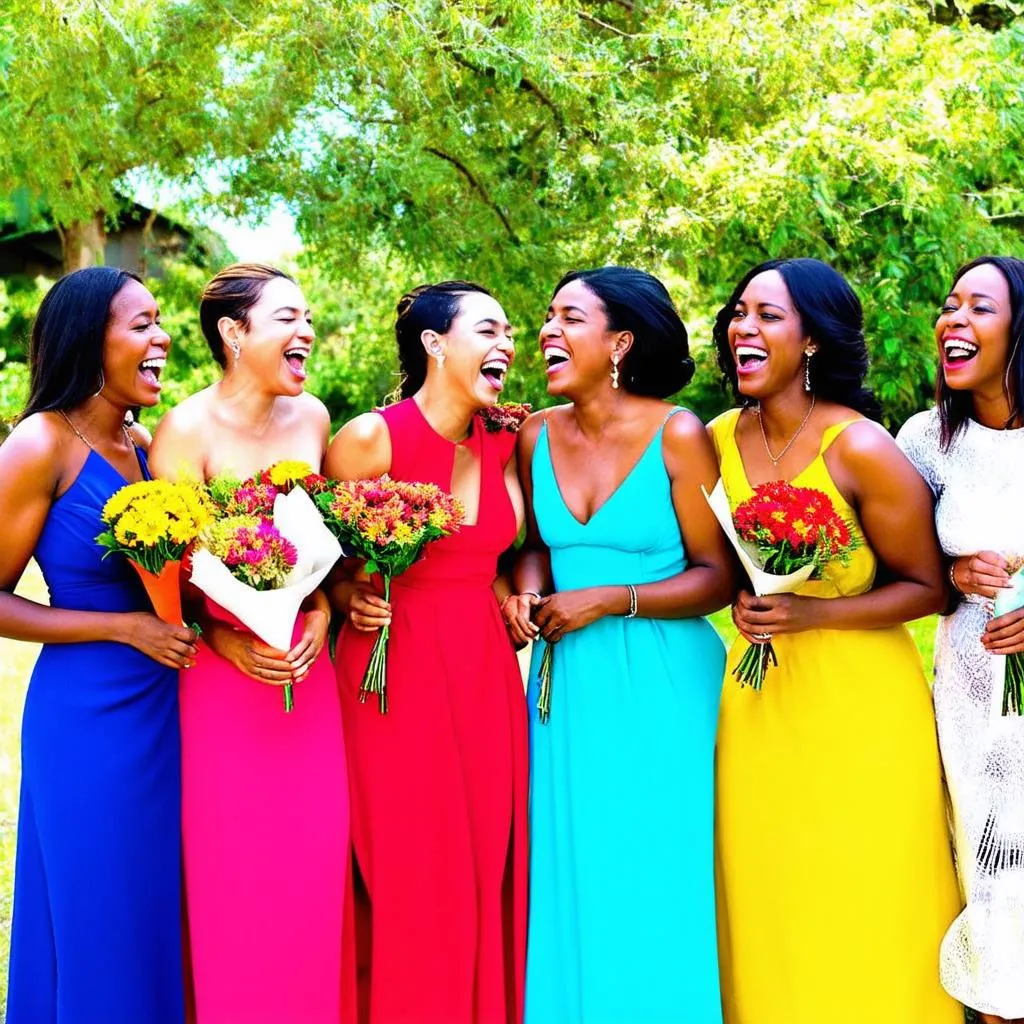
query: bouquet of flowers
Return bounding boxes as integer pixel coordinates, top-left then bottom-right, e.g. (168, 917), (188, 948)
(97, 478), (215, 624)
(993, 560), (1024, 716)
(208, 460), (331, 517)
(479, 402), (531, 433)
(704, 478), (860, 691)
(190, 470), (343, 712)
(316, 476), (464, 713)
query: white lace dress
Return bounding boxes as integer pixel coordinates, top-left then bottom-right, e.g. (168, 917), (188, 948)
(898, 407), (1024, 1018)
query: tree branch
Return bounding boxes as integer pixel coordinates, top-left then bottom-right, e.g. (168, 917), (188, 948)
(575, 10), (638, 37)
(423, 146), (521, 244)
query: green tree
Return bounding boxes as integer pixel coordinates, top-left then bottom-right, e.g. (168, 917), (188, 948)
(223, 0), (1024, 426)
(0, 0), (320, 271)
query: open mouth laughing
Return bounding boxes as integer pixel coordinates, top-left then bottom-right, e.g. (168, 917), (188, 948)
(481, 356), (510, 392)
(942, 336), (979, 370)
(734, 344), (768, 374)
(139, 356), (166, 390)
(284, 347), (310, 381)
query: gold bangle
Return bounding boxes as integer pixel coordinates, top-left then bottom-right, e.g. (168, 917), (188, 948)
(949, 561), (964, 596)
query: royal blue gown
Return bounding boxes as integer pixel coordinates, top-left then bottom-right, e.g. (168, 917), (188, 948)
(6, 449), (184, 1023)
(525, 411), (726, 1023)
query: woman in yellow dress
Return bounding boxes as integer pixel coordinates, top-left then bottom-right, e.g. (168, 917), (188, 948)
(709, 258), (962, 1024)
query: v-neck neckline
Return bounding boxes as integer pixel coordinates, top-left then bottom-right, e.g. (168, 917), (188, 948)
(541, 416), (668, 528)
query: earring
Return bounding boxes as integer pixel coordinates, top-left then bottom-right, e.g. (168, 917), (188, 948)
(611, 353), (620, 390)
(804, 352), (813, 393)
(92, 369), (106, 399)
(228, 340), (241, 361)
(434, 350), (446, 370)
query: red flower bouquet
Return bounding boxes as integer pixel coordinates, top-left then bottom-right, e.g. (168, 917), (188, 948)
(316, 477), (464, 714)
(479, 402), (532, 433)
(705, 479), (860, 691)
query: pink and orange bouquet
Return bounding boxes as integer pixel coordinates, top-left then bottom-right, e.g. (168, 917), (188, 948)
(191, 467), (343, 712)
(316, 477), (464, 713)
(479, 402), (532, 433)
(705, 479), (859, 692)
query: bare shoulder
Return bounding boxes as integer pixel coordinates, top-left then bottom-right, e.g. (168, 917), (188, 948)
(662, 407), (709, 450)
(516, 409), (547, 455)
(291, 391), (330, 429)
(830, 416), (897, 468)
(0, 412), (64, 491)
(325, 410), (390, 478)
(153, 388), (213, 441)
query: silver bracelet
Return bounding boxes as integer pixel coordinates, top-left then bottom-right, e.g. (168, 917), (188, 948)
(625, 583), (638, 619)
(522, 590), (542, 601)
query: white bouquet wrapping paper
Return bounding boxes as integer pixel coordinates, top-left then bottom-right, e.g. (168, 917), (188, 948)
(702, 479), (815, 596)
(189, 487), (342, 650)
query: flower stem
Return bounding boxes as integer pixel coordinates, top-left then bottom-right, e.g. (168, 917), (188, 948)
(537, 642), (554, 724)
(282, 683), (294, 713)
(358, 575), (392, 714)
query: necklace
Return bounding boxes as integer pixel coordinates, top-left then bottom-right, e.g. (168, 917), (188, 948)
(756, 395), (816, 466)
(59, 409), (135, 453)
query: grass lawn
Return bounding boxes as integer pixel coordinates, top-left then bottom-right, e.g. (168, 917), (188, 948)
(0, 588), (940, 1012)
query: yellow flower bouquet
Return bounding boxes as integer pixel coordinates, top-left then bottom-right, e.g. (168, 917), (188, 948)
(97, 479), (215, 625)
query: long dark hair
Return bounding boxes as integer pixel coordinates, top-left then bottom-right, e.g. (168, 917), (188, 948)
(394, 280), (493, 399)
(553, 267), (695, 398)
(937, 255), (1024, 448)
(21, 266), (142, 419)
(713, 257), (883, 421)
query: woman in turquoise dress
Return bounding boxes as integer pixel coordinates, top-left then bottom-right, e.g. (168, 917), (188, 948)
(504, 267), (734, 1022)
(2, 268), (198, 1022)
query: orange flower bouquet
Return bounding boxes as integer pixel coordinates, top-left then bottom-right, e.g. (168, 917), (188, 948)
(316, 477), (464, 714)
(705, 479), (860, 691)
(97, 479), (215, 625)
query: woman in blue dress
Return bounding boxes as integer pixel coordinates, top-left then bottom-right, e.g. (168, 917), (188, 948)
(504, 267), (734, 1022)
(2, 267), (197, 1023)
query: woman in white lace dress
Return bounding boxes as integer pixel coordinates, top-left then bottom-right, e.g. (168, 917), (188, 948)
(897, 255), (1024, 1024)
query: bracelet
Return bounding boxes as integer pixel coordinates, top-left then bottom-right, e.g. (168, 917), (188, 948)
(624, 583), (638, 619)
(522, 590), (542, 601)
(948, 561), (964, 596)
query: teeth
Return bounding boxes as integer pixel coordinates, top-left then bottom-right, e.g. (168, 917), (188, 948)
(735, 346), (768, 362)
(140, 357), (166, 370)
(944, 339), (978, 358)
(544, 347), (570, 366)
(284, 349), (308, 360)
(481, 359), (508, 374)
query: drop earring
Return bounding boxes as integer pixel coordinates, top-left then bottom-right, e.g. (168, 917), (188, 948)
(804, 352), (813, 393)
(228, 340), (241, 362)
(434, 350), (446, 370)
(611, 353), (620, 390)
(92, 369), (106, 399)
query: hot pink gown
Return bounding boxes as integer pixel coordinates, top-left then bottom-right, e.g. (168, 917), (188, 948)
(180, 603), (350, 1023)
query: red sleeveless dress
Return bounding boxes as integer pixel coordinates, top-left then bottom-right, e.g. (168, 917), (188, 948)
(336, 398), (528, 1023)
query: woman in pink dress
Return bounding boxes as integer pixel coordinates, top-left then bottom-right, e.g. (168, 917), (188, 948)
(150, 263), (349, 1023)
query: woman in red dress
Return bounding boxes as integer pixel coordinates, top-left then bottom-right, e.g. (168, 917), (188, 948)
(325, 281), (528, 1023)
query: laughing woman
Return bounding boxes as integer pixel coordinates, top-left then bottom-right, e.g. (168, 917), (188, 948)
(710, 258), (961, 1024)
(504, 267), (734, 1023)
(325, 281), (528, 1023)
(3, 268), (196, 1022)
(897, 256), (1024, 1024)
(149, 264), (348, 1024)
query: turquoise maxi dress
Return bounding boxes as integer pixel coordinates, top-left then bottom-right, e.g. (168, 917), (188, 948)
(525, 411), (726, 1024)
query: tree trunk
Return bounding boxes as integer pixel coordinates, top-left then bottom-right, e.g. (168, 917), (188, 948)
(61, 212), (106, 272)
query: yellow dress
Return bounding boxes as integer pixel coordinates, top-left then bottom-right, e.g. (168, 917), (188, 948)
(710, 409), (962, 1024)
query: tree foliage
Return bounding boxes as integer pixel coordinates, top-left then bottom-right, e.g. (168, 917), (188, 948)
(2, 1), (1024, 429)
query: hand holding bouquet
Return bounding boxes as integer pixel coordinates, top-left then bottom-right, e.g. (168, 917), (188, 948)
(992, 559), (1024, 716)
(191, 463), (342, 711)
(97, 478), (215, 624)
(316, 476), (464, 714)
(704, 479), (860, 691)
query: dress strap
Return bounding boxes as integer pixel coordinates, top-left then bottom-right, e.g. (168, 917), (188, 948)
(818, 418), (862, 455)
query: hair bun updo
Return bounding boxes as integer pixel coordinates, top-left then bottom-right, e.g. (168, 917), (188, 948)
(551, 267), (695, 399)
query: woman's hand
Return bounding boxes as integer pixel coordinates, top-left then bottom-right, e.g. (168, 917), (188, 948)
(286, 607), (328, 681)
(501, 593), (541, 647)
(951, 551), (1011, 600)
(204, 621), (294, 686)
(984, 608), (1024, 655)
(533, 588), (618, 643)
(123, 612), (198, 670)
(731, 591), (824, 642)
(344, 581), (392, 633)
